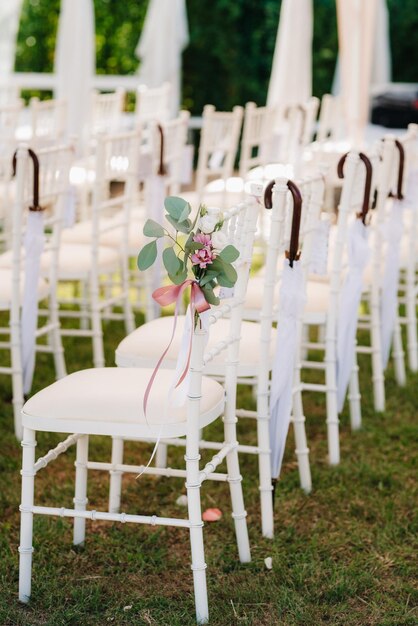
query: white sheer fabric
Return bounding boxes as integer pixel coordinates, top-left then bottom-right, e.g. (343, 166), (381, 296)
(380, 201), (403, 368)
(266, 0), (313, 109)
(136, 0), (189, 118)
(269, 260), (306, 479)
(337, 219), (370, 411)
(336, 0), (378, 145)
(0, 0), (23, 101)
(21, 211), (45, 394)
(54, 0), (95, 145)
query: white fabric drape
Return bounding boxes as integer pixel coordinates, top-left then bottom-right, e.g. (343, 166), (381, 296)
(54, 0), (95, 146)
(21, 211), (45, 394)
(136, 0), (189, 118)
(266, 0), (313, 109)
(380, 200), (403, 368)
(333, 0), (391, 95)
(0, 0), (23, 101)
(269, 260), (306, 479)
(337, 219), (370, 411)
(336, 0), (378, 146)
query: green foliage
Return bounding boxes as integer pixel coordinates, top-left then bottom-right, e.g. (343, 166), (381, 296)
(14, 1), (418, 112)
(143, 219), (165, 238)
(137, 239), (157, 270)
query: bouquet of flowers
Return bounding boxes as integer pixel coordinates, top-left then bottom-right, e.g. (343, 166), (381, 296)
(137, 196), (240, 307)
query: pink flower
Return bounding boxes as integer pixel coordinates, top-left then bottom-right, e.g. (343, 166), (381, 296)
(191, 233), (216, 268)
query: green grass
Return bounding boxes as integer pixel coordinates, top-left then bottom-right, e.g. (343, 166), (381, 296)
(0, 314), (417, 626)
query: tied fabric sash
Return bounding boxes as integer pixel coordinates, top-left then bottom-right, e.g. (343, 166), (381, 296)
(336, 219), (370, 411)
(22, 211), (45, 393)
(269, 260), (306, 479)
(143, 279), (210, 416)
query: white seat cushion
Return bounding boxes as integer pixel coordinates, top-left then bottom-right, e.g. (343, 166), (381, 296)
(116, 316), (278, 377)
(0, 268), (49, 310)
(43, 243), (120, 279)
(22, 367), (224, 438)
(244, 273), (330, 320)
(0, 243), (119, 279)
(61, 215), (145, 252)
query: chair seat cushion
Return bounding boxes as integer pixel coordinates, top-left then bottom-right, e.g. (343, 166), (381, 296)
(0, 268), (49, 310)
(0, 243), (119, 279)
(22, 367), (225, 438)
(116, 316), (278, 377)
(61, 215), (145, 252)
(244, 274), (330, 320)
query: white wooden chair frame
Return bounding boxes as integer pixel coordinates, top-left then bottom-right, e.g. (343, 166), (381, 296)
(0, 143), (72, 438)
(18, 191), (260, 624)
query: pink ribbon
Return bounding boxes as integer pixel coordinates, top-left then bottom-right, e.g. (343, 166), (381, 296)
(143, 279), (211, 417)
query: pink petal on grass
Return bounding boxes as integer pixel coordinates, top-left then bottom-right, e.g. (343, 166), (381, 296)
(202, 508), (222, 522)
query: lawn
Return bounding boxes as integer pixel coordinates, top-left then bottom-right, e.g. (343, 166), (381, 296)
(0, 313), (417, 626)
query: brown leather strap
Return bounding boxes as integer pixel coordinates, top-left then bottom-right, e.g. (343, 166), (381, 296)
(12, 148), (44, 211)
(157, 124), (167, 176)
(337, 152), (373, 225)
(263, 178), (303, 267)
(286, 180), (302, 267)
(389, 139), (405, 200)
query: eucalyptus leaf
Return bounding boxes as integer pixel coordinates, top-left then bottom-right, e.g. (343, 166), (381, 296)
(178, 201), (192, 223)
(188, 242), (204, 251)
(217, 273), (235, 288)
(221, 261), (238, 283)
(199, 271), (219, 287)
(163, 247), (181, 275)
(137, 240), (157, 271)
(166, 214), (192, 234)
(201, 285), (220, 306)
(219, 245), (240, 263)
(164, 196), (188, 220)
(143, 219), (165, 238)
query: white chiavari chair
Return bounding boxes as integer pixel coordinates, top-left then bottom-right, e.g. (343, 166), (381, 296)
(0, 143), (72, 438)
(238, 101), (277, 182)
(29, 98), (67, 147)
(113, 174), (324, 537)
(182, 105), (243, 209)
(18, 190), (260, 625)
(91, 89), (125, 136)
(0, 100), (24, 248)
(134, 82), (171, 129)
(52, 130), (140, 368)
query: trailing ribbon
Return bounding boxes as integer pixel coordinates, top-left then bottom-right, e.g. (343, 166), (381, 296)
(143, 279), (210, 417)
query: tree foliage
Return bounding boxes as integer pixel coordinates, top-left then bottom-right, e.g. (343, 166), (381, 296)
(14, 0), (418, 114)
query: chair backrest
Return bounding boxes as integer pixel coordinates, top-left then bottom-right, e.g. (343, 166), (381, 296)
(134, 83), (171, 128)
(30, 98), (67, 146)
(188, 187), (261, 436)
(91, 89), (125, 136)
(91, 129), (141, 260)
(279, 97), (319, 166)
(0, 100), (23, 181)
(150, 110), (190, 196)
(239, 102), (277, 180)
(195, 104), (244, 198)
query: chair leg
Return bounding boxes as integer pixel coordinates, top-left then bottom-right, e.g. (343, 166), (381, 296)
(371, 296), (385, 412)
(19, 427), (36, 603)
(109, 437), (124, 514)
(90, 277), (105, 368)
(348, 351), (362, 430)
(291, 385), (312, 493)
(11, 331), (24, 441)
(186, 444), (208, 623)
(121, 262), (135, 335)
(225, 434), (251, 562)
(256, 416), (274, 539)
(49, 291), (67, 380)
(392, 317), (406, 386)
(406, 287), (418, 371)
(325, 360), (340, 466)
(73, 435), (89, 546)
(155, 442), (168, 468)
